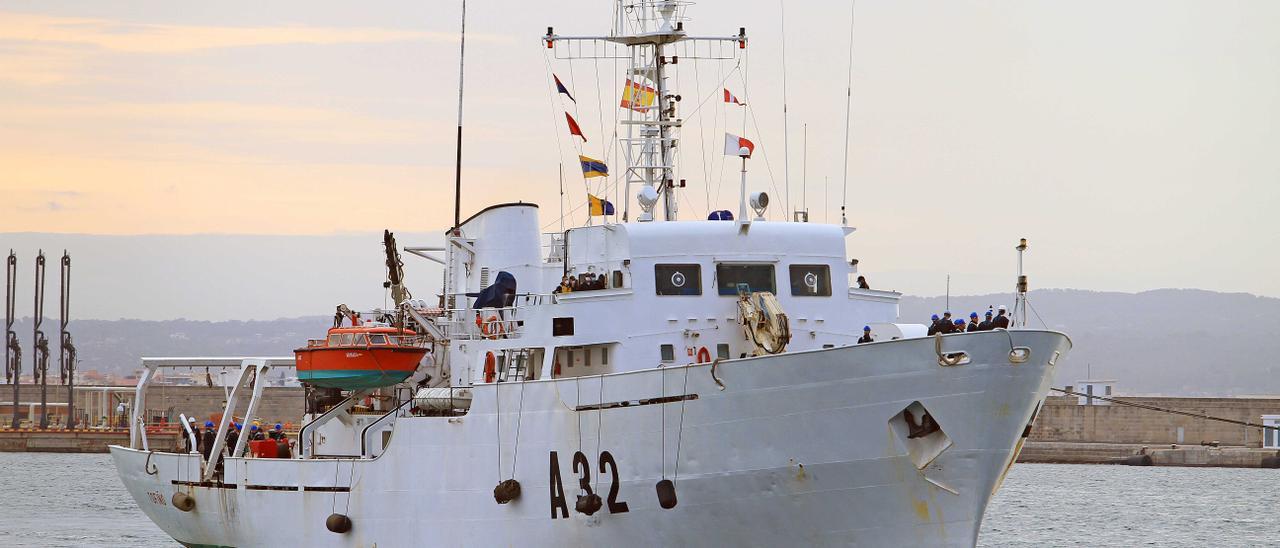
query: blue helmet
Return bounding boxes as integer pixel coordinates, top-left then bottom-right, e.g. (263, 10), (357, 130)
(863, 325), (871, 331)
(955, 319), (965, 325)
(205, 421), (214, 428)
(986, 310), (993, 316)
(234, 423), (242, 431)
(931, 314), (939, 320)
(274, 423), (283, 430)
(970, 312), (978, 318)
(250, 425), (259, 431)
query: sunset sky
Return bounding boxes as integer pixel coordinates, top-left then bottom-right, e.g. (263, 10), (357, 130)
(1, 1), (1278, 319)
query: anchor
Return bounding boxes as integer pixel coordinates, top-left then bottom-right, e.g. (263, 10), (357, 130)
(903, 409), (941, 439)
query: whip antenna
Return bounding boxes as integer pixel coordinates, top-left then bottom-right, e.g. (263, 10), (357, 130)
(452, 0), (468, 230)
(780, 0), (791, 220)
(839, 0), (856, 226)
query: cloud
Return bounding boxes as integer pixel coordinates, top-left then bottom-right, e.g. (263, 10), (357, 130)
(0, 11), (490, 53)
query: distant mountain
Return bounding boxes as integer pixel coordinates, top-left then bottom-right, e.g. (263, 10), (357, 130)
(6, 289), (1276, 396)
(901, 289), (1280, 396)
(6, 316), (330, 378)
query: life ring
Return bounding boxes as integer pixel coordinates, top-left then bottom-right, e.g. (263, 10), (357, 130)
(484, 351), (497, 383)
(477, 315), (504, 339)
(696, 346), (712, 363)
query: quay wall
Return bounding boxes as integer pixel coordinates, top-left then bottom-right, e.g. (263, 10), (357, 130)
(0, 429), (178, 453)
(0, 384), (305, 428)
(1029, 395), (1280, 448)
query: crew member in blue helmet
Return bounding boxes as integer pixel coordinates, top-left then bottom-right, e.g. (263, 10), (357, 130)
(225, 423), (241, 456)
(937, 312), (955, 334)
(967, 312), (980, 332)
(857, 326), (874, 344)
(269, 423), (286, 441)
(249, 424), (266, 441)
(978, 310), (994, 331)
(927, 314), (941, 335)
(954, 318), (966, 332)
(201, 421), (217, 460)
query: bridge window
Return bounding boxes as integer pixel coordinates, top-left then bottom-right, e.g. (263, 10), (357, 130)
(660, 344), (675, 362)
(789, 264), (832, 296)
(715, 263), (775, 296)
(655, 264), (701, 296)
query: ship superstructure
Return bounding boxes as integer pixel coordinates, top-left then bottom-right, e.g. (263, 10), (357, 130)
(109, 3), (1071, 546)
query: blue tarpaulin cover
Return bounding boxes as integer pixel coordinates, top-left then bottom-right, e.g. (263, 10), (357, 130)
(471, 271), (517, 309)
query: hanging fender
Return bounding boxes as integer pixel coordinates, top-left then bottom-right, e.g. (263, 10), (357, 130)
(695, 346), (711, 364)
(484, 351), (497, 383)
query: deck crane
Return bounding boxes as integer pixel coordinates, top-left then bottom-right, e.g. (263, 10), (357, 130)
(383, 229), (411, 307)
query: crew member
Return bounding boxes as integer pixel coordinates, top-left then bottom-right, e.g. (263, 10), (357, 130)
(927, 314), (941, 335)
(269, 423), (286, 442)
(954, 319), (966, 332)
(856, 276), (870, 289)
(978, 311), (994, 331)
(249, 424), (266, 441)
(939, 312), (956, 333)
(966, 312), (980, 332)
(992, 305), (1011, 329)
(184, 417), (200, 452)
(201, 421), (217, 460)
(857, 326), (874, 344)
(226, 423), (240, 455)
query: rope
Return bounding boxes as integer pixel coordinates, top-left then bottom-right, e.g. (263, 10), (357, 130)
(494, 375), (502, 482)
(674, 360), (692, 480)
(510, 366), (528, 480)
(1050, 388), (1280, 432)
(343, 458), (356, 516)
(540, 49), (570, 228)
(594, 371), (605, 491)
(660, 363), (667, 479)
(330, 455), (341, 515)
(1026, 296), (1048, 329)
(575, 374), (582, 452)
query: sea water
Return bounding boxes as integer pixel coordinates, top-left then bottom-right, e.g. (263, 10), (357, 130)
(1, 454), (1274, 547)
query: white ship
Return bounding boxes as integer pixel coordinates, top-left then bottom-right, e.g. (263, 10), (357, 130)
(110, 2), (1071, 546)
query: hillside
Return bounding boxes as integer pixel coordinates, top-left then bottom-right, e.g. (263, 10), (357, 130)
(6, 289), (1278, 396)
(901, 289), (1280, 396)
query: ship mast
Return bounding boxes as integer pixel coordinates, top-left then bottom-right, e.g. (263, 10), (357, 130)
(545, 0), (745, 222)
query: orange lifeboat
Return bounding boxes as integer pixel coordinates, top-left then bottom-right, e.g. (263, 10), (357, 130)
(294, 324), (429, 390)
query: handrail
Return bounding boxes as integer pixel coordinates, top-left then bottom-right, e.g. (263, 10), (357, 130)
(359, 396), (414, 457)
(298, 390), (369, 459)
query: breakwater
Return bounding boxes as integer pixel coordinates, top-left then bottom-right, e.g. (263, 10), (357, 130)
(1019, 395), (1280, 468)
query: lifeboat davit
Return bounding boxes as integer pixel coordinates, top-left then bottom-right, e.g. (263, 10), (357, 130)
(294, 324), (429, 390)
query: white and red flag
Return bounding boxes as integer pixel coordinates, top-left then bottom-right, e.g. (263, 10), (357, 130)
(723, 88), (744, 106)
(724, 132), (755, 157)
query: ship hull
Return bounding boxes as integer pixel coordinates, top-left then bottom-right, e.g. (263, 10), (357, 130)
(112, 329), (1069, 547)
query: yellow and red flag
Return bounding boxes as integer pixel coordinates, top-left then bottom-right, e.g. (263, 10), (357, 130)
(620, 79), (656, 112)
